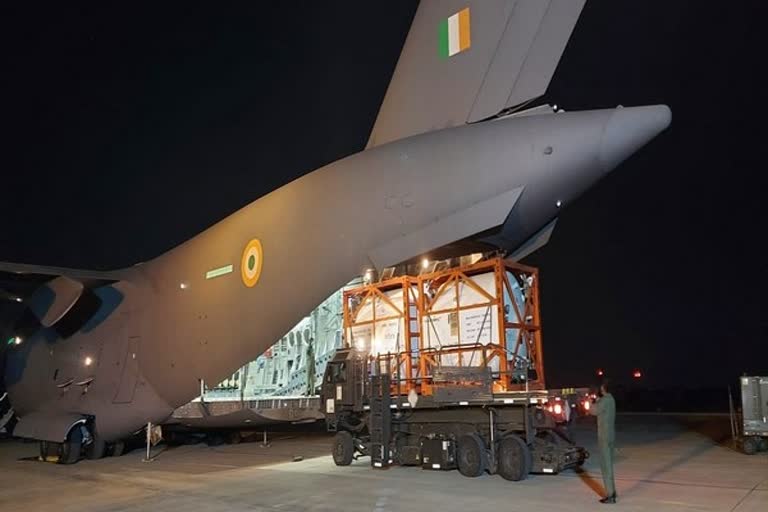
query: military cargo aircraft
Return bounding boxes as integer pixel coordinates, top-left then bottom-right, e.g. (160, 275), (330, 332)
(1, 0), (670, 462)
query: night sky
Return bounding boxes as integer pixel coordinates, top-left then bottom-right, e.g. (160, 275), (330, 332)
(1, 2), (766, 389)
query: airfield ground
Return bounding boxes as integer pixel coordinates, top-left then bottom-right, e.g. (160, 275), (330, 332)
(0, 414), (765, 512)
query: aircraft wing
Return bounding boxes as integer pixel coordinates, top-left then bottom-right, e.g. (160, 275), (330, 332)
(0, 262), (128, 285)
(367, 0), (586, 148)
(0, 262), (130, 304)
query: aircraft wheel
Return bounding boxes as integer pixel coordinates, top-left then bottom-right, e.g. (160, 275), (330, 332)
(457, 433), (488, 477)
(85, 435), (107, 460)
(742, 436), (759, 455)
(39, 440), (52, 461)
(498, 435), (531, 481)
(332, 431), (354, 466)
(110, 440), (126, 457)
(58, 428), (83, 465)
(206, 433), (225, 447)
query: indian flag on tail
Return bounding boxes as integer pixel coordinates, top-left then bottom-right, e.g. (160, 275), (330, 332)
(439, 7), (471, 58)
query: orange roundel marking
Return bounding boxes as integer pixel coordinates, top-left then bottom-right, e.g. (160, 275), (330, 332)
(240, 239), (263, 288)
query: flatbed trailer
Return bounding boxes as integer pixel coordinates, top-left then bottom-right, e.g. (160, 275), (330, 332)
(320, 256), (588, 480)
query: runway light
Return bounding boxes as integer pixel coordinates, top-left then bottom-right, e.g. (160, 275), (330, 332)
(84, 356), (93, 367)
(556, 200), (562, 208)
(7, 336), (22, 346)
(179, 282), (188, 290)
(633, 369), (642, 379)
(421, 258), (429, 269)
(597, 368), (604, 377)
(14, 297), (23, 303)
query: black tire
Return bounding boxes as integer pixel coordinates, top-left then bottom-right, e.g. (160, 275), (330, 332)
(757, 437), (768, 452)
(498, 435), (531, 481)
(742, 436), (759, 455)
(39, 440), (50, 461)
(457, 433), (488, 478)
(228, 431), (242, 445)
(85, 436), (106, 460)
(111, 440), (126, 457)
(332, 431), (354, 466)
(206, 433), (225, 447)
(58, 428), (83, 465)
(164, 431), (181, 447)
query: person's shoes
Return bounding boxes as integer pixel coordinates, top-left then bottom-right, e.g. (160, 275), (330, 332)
(599, 494), (617, 504)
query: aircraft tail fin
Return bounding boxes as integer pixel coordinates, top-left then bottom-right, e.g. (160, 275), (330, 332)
(367, 0), (586, 148)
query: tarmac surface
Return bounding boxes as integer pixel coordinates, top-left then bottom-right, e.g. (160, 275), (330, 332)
(0, 414), (765, 512)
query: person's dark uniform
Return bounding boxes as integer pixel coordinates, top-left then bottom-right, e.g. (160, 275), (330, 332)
(590, 383), (617, 503)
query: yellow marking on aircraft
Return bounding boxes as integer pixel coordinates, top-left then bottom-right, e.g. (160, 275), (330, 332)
(241, 239), (263, 288)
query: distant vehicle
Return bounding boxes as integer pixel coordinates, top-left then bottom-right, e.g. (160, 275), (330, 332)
(732, 376), (768, 455)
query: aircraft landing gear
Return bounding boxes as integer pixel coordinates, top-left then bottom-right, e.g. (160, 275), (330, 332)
(109, 440), (126, 457)
(39, 428), (83, 464)
(85, 435), (107, 459)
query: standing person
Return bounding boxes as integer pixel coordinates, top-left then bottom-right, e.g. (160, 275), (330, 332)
(591, 379), (617, 504)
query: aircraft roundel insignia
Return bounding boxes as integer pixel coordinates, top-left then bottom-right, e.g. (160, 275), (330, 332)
(240, 239), (263, 288)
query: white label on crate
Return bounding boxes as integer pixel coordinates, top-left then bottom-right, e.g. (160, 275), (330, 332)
(336, 385), (342, 400)
(326, 399), (335, 414)
(432, 464), (441, 469)
(402, 403), (410, 407)
(543, 468), (554, 473)
(374, 462), (382, 468)
(390, 404), (397, 409)
(363, 405), (370, 410)
(442, 441), (449, 450)
(459, 401), (469, 406)
(503, 399), (515, 404)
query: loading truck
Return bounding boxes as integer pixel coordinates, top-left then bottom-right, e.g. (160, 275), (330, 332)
(321, 256), (588, 480)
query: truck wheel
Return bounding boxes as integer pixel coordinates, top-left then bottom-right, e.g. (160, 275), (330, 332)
(498, 435), (531, 481)
(457, 433), (488, 477)
(333, 431), (354, 466)
(742, 436), (759, 455)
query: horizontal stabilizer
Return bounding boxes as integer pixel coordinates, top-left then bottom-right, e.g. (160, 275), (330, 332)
(509, 218), (558, 261)
(369, 187), (524, 269)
